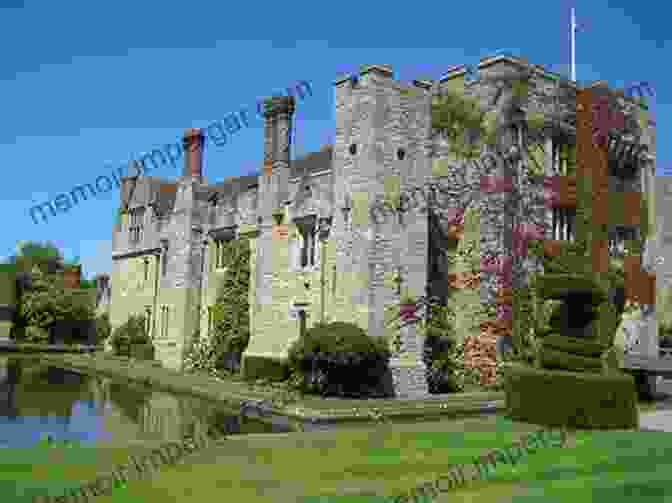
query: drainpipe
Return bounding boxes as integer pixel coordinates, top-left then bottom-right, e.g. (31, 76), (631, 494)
(152, 251), (160, 340)
(198, 238), (208, 340)
(320, 243), (326, 324)
(318, 217), (331, 324)
(156, 239), (169, 340)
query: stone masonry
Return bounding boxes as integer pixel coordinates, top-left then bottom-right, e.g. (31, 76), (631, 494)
(109, 53), (657, 396)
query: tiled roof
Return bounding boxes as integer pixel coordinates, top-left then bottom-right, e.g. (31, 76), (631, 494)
(290, 145), (333, 178)
(206, 146), (333, 201)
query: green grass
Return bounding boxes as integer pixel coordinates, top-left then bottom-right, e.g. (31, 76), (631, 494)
(88, 415), (672, 503)
(87, 416), (555, 503)
(0, 438), (161, 502)
(436, 428), (672, 502)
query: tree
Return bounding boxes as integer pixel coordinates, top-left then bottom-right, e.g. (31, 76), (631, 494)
(17, 267), (95, 333)
(7, 241), (63, 276)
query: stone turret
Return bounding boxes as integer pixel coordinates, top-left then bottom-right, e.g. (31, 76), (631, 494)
(331, 64), (431, 397)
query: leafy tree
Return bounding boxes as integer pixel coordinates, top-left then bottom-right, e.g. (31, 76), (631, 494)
(18, 267), (95, 332)
(7, 241), (63, 276)
(80, 278), (97, 289)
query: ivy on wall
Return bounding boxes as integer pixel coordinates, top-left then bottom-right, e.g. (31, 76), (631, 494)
(428, 60), (640, 375)
(211, 238), (251, 356)
(185, 238), (250, 375)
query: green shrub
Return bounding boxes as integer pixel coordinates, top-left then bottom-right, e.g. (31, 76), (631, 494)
(110, 314), (148, 356)
(24, 325), (49, 344)
(287, 321), (392, 398)
(502, 362), (638, 429)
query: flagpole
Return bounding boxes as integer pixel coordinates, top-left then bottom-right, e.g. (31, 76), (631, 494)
(571, 8), (576, 82)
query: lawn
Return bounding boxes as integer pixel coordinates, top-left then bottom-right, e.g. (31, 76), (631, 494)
(426, 428), (672, 503)
(80, 414), (672, 503)
(7, 409), (671, 502)
(0, 437), (165, 502)
(83, 415), (541, 503)
(43, 413), (634, 503)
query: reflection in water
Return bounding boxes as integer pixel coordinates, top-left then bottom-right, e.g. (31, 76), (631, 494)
(0, 357), (288, 448)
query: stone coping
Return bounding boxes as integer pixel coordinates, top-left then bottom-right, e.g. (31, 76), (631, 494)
(0, 342), (100, 353)
(34, 352), (506, 426)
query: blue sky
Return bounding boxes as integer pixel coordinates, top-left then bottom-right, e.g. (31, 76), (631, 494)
(0, 0), (668, 279)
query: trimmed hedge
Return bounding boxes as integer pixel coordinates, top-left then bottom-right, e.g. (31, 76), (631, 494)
(502, 362), (638, 430)
(241, 355), (289, 382)
(130, 343), (154, 361)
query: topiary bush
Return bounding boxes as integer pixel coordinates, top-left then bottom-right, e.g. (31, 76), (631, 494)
(287, 321), (393, 398)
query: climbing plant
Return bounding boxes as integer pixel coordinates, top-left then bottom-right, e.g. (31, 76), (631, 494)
(211, 238), (251, 355)
(185, 238), (250, 375)
(431, 89), (489, 160)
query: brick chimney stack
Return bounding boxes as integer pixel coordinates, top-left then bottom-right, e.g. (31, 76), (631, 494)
(183, 128), (204, 179)
(260, 95), (295, 217)
(62, 265), (81, 289)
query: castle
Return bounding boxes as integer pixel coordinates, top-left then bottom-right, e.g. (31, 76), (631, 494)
(109, 54), (658, 397)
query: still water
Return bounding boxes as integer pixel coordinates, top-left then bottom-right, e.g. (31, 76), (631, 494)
(0, 356), (290, 448)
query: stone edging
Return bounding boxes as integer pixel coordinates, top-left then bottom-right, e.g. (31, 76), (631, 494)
(0, 343), (100, 353)
(31, 429), (228, 502)
(36, 353), (507, 425)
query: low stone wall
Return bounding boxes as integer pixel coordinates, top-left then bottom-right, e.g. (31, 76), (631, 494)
(0, 342), (101, 353)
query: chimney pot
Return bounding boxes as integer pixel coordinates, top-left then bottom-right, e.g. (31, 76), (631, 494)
(183, 128), (204, 179)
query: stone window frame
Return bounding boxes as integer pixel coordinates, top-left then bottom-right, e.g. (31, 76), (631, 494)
(213, 239), (226, 270)
(210, 227), (237, 272)
(129, 206), (145, 244)
(608, 225), (638, 257)
(160, 305), (170, 338)
(552, 207), (576, 242)
(607, 136), (641, 182)
(551, 139), (574, 176)
(293, 215), (319, 271)
(144, 305), (152, 338)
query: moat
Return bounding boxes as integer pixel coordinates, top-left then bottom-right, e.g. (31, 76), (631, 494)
(0, 356), (290, 448)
